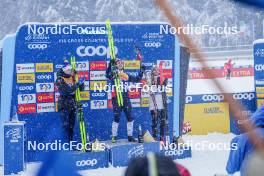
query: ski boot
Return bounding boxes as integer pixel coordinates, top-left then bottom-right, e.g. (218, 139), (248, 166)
(128, 136), (137, 142)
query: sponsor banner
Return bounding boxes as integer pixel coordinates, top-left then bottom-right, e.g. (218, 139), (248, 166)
(257, 99), (264, 107)
(185, 92), (255, 104)
(166, 88), (173, 97)
(77, 72), (89, 80)
(16, 63), (35, 73)
(128, 89), (141, 99)
(90, 61), (107, 70)
(256, 87), (264, 94)
(90, 81), (107, 91)
(184, 103), (230, 134)
(110, 142), (160, 167)
(256, 94), (264, 98)
(70, 151), (109, 170)
(107, 100), (113, 108)
(37, 103), (55, 113)
(90, 71), (107, 80)
(18, 94), (36, 104)
(36, 63), (53, 72)
(124, 60), (141, 70)
(18, 85), (35, 92)
(17, 73), (35, 83)
(18, 104), (36, 114)
(90, 91), (107, 100)
(90, 100), (107, 109)
(76, 61), (89, 71)
(160, 69), (172, 78)
(141, 97), (149, 107)
(4, 123), (25, 175)
(36, 73), (53, 82)
(130, 99), (141, 108)
(255, 79), (264, 86)
(37, 93), (54, 103)
(36, 83), (54, 93)
(189, 67), (253, 79)
(157, 60), (173, 69)
(84, 81), (89, 91)
(80, 91), (90, 101)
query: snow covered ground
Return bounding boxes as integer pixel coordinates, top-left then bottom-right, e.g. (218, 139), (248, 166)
(0, 133), (240, 176)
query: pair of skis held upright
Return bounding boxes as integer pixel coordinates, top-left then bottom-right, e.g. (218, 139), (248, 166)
(70, 20), (122, 151)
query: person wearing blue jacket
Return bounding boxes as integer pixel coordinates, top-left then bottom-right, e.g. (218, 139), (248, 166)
(56, 60), (85, 142)
(106, 58), (145, 143)
(226, 105), (264, 175)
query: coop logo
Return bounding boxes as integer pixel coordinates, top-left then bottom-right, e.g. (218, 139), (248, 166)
(76, 45), (118, 58)
(255, 64), (264, 71)
(144, 42), (161, 48)
(18, 94), (36, 104)
(76, 159), (97, 167)
(16, 63), (35, 73)
(90, 71), (106, 80)
(91, 92), (106, 97)
(28, 43), (48, 50)
(157, 60), (173, 69)
(36, 83), (54, 93)
(36, 74), (52, 80)
(5, 128), (22, 143)
(202, 94), (224, 102)
(255, 49), (264, 57)
(91, 100), (107, 109)
(165, 150), (184, 157)
(18, 104), (36, 114)
(233, 93), (254, 100)
(18, 85), (34, 91)
(128, 145), (144, 159)
(185, 96), (193, 103)
(90, 61), (107, 70)
(76, 61), (89, 71)
(37, 103), (55, 113)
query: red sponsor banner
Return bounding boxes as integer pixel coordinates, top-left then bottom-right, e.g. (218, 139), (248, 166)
(18, 104), (36, 114)
(37, 93), (54, 103)
(90, 61), (107, 70)
(77, 71), (89, 80)
(128, 89), (141, 99)
(231, 68), (253, 77)
(160, 69), (172, 79)
(188, 67), (253, 79)
(108, 99), (113, 109)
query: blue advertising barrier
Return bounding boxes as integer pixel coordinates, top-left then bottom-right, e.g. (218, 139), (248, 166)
(110, 142), (160, 167)
(4, 122), (26, 175)
(1, 22), (181, 162)
(0, 35), (16, 165)
(185, 92), (256, 134)
(254, 39), (264, 108)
